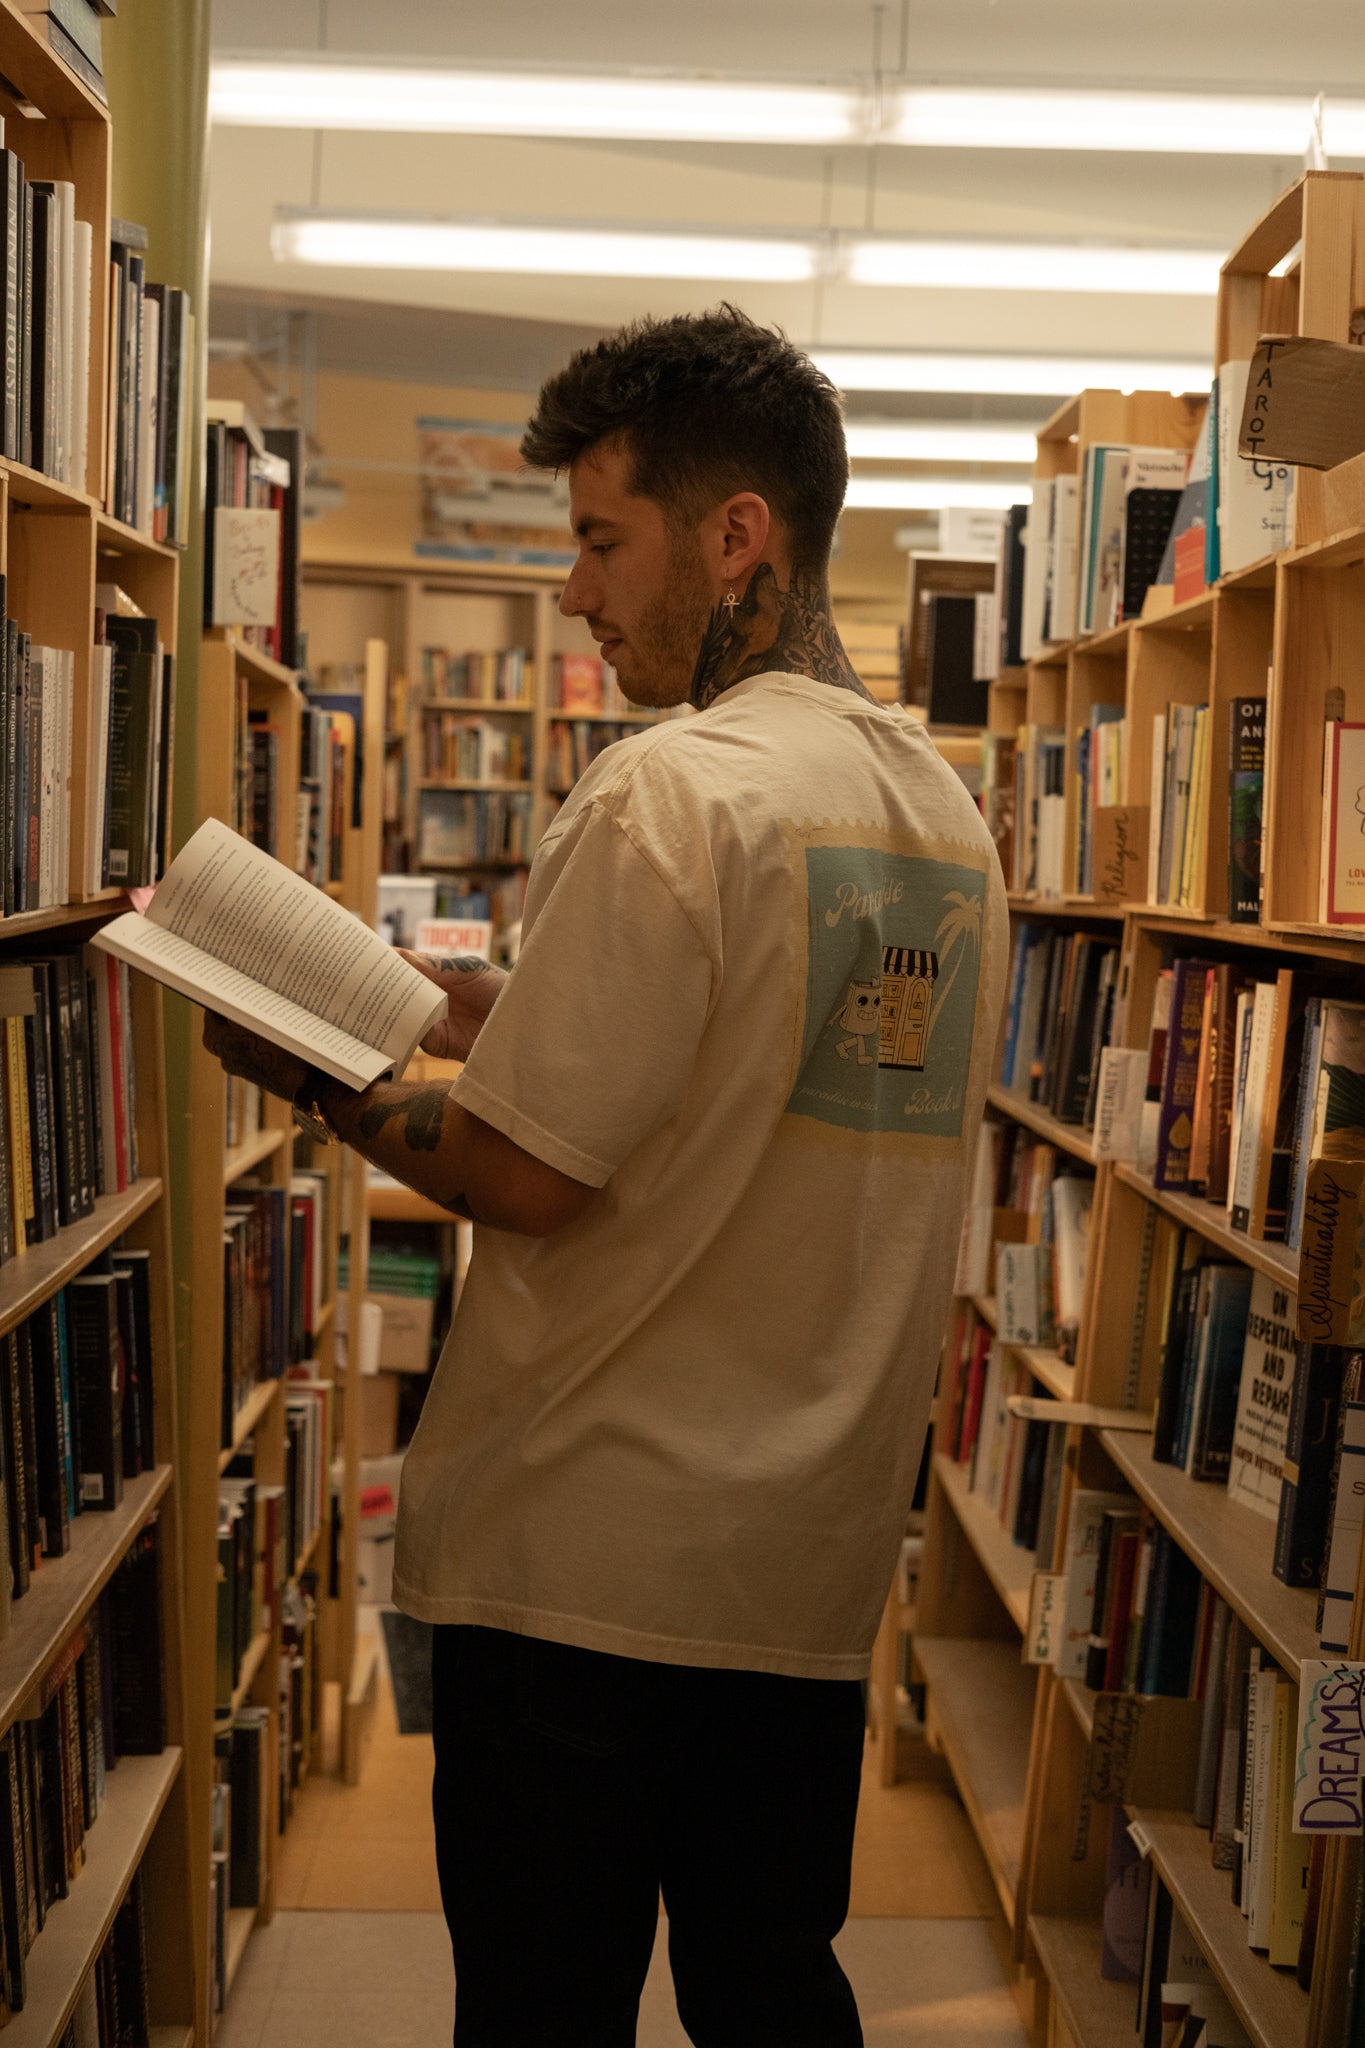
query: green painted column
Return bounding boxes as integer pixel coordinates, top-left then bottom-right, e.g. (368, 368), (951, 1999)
(102, 2), (211, 1410)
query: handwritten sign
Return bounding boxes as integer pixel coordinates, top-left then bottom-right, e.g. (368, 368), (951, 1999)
(1240, 335), (1365, 473)
(1092, 1048), (1147, 1163)
(414, 918), (493, 962)
(1026, 1573), (1063, 1665)
(1085, 1692), (1203, 1809)
(1297, 1155), (1365, 1345)
(211, 506), (281, 628)
(1093, 805), (1147, 906)
(1294, 1660), (1365, 1834)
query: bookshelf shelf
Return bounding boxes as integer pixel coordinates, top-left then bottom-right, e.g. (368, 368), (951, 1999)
(0, 1177), (162, 1346)
(230, 1628), (273, 1717)
(1110, 1164), (1298, 1290)
(1130, 910), (1365, 963)
(1131, 1808), (1310, 2048)
(223, 1905), (256, 1999)
(933, 1453), (1033, 1631)
(223, 1127), (287, 1186)
(1006, 894), (1124, 924)
(218, 1375), (280, 1473)
(0, 1748), (185, 2048)
(1027, 1914), (1137, 2048)
(294, 1521), (324, 1583)
(150, 2031), (194, 2048)
(418, 778), (535, 793)
(1097, 1430), (1318, 1677)
(0, 1465), (173, 1739)
(94, 509), (178, 561)
(1058, 1675), (1095, 1743)
(986, 1083), (1095, 1166)
(914, 1635), (1035, 1926)
(0, 894), (129, 938)
(969, 1293), (997, 1328)
(423, 697), (533, 714)
(367, 1180), (455, 1226)
(1015, 1347), (1077, 1403)
(202, 629), (302, 696)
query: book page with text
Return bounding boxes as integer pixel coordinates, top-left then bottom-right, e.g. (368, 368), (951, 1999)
(143, 817), (443, 1069)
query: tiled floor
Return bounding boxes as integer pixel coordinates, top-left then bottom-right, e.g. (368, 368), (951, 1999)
(220, 1655), (1024, 2046)
(215, 1910), (1028, 2048)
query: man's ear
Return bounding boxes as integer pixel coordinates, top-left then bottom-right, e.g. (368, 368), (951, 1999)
(717, 492), (771, 586)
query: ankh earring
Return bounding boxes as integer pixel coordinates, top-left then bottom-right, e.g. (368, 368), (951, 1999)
(722, 582), (739, 621)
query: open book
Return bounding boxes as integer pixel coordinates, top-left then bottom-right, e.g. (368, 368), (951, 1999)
(92, 817), (446, 1090)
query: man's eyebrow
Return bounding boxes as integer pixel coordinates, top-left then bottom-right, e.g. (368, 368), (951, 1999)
(573, 515), (621, 538)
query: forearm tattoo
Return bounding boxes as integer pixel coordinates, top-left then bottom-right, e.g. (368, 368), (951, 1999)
(690, 562), (880, 711)
(356, 1086), (450, 1152)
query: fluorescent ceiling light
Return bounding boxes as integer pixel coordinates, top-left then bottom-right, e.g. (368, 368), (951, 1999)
(844, 477), (1031, 511)
(272, 212), (818, 282)
(212, 57), (859, 144)
(845, 423), (1039, 464)
(846, 238), (1223, 296)
(212, 59), (1365, 161)
(889, 87), (1333, 156)
(814, 350), (1210, 396)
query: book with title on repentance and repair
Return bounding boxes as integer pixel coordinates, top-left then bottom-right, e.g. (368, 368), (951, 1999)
(91, 816), (446, 1090)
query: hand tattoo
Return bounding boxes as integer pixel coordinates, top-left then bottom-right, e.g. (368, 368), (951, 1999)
(425, 954), (493, 976)
(689, 562), (879, 712)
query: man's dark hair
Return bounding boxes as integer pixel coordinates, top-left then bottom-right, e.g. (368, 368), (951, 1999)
(521, 305), (848, 572)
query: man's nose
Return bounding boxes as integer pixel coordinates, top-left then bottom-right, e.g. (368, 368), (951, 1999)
(560, 560), (595, 618)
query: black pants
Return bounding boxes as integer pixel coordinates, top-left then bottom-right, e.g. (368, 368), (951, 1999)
(430, 1624), (866, 2047)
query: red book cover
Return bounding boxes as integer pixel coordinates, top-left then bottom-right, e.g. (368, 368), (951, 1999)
(558, 654), (605, 713)
(1173, 525), (1206, 607)
(1102, 1528), (1140, 1692)
(956, 1327), (992, 1467)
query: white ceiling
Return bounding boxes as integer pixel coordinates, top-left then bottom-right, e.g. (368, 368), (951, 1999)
(205, 0), (1365, 395)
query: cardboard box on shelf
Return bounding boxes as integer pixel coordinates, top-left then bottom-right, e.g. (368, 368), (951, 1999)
(371, 1291), (436, 1373)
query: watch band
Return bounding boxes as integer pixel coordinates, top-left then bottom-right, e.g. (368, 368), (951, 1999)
(292, 1065), (341, 1146)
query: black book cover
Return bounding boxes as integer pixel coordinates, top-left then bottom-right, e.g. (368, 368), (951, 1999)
(263, 423), (304, 669)
(1152, 1245), (1199, 1464)
(63, 956), (95, 1219)
(102, 617), (158, 888)
(9, 631), (25, 917)
(29, 1299), (69, 1558)
(145, 281), (176, 539)
(1084, 1507), (1120, 1692)
(112, 1267), (143, 1480)
(13, 1323), (39, 1573)
(1011, 1417), (1050, 1552)
(17, 183), (31, 472)
(228, 1716), (265, 1909)
(1275, 1342), (1350, 1587)
(22, 636), (40, 905)
(106, 1520), (164, 1756)
(0, 965), (12, 1266)
(0, 151), (21, 463)
(67, 1273), (122, 1511)
(22, 966), (57, 1243)
(202, 421), (226, 623)
(82, 967), (104, 1199)
(924, 592), (988, 726)
(1121, 487), (1183, 621)
(1228, 697), (1266, 924)
(0, 1734), (24, 2012)
(31, 1699), (65, 1906)
(112, 1872), (151, 2041)
(155, 648), (175, 881)
(0, 1336), (28, 1599)
(15, 1725), (41, 1936)
(43, 19), (107, 105)
(3, 620), (17, 920)
(25, 187), (54, 479)
(125, 251), (144, 529)
(111, 1249), (154, 1476)
(1056, 939), (1108, 1123)
(43, 956), (80, 1230)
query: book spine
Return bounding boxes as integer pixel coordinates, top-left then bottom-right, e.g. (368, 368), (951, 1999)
(1154, 958), (1208, 1188)
(1, 1336), (28, 1600)
(1228, 696), (1266, 922)
(1274, 1342), (1345, 1586)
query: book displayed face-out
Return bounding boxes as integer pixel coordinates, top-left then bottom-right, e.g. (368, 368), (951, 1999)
(91, 816), (447, 1091)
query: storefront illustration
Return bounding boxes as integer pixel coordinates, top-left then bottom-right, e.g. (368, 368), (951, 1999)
(878, 947), (938, 1070)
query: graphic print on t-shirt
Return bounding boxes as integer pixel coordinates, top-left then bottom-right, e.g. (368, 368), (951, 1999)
(786, 838), (986, 1137)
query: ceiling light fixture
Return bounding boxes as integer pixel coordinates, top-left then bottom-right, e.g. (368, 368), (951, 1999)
(813, 351), (1210, 396)
(212, 58), (860, 145)
(211, 59), (1365, 161)
(846, 238), (1224, 296)
(844, 423), (1040, 464)
(844, 477), (1032, 511)
(271, 211), (820, 283)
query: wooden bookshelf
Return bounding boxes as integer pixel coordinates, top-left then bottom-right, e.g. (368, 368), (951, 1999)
(987, 1082), (1095, 1166)
(915, 169), (1365, 2048)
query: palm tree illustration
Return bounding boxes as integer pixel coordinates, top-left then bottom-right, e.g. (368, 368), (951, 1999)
(924, 891), (982, 1055)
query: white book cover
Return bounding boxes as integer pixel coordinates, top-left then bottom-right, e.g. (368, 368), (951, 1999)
(1055, 1489), (1132, 1679)
(1227, 1273), (1297, 1519)
(56, 648), (72, 906)
(1219, 360), (1295, 573)
(1050, 1176), (1092, 1335)
(33, 648), (54, 909)
(1320, 720), (1365, 923)
(1147, 709), (1167, 901)
(212, 505), (282, 628)
(1020, 478), (1053, 660)
(1247, 1663), (1281, 1949)
(1046, 474), (1079, 643)
(71, 218), (91, 494)
(86, 643), (113, 895)
(1091, 1047), (1147, 1162)
(1230, 982), (1277, 1231)
(1088, 447), (1130, 633)
(1319, 1394), (1365, 1654)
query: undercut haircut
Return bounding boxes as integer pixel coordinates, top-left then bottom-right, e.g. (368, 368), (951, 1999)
(521, 305), (848, 573)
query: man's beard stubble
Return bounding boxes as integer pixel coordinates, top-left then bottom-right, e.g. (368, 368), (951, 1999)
(610, 532), (713, 709)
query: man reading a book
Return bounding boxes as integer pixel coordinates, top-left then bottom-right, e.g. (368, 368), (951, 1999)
(206, 305), (1008, 2048)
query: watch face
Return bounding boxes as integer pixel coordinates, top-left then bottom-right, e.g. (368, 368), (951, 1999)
(293, 1102), (335, 1146)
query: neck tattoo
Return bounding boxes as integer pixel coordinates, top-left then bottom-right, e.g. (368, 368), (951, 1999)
(689, 562), (879, 712)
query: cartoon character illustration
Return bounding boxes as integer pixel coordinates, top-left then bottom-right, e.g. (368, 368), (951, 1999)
(879, 947), (938, 1070)
(834, 979), (881, 1064)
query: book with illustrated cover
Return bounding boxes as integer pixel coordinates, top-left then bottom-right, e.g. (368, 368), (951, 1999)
(1228, 697), (1266, 922)
(1319, 720), (1365, 923)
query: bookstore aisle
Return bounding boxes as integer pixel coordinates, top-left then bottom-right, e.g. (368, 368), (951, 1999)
(210, 1653), (1029, 2048)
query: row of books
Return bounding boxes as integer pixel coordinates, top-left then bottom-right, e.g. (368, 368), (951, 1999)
(107, 220), (193, 544)
(3, 1247), (158, 1616)
(434, 873), (526, 934)
(0, 146), (91, 489)
(421, 715), (530, 785)
(418, 790), (534, 868)
(215, 1469), (284, 1714)
(224, 1077), (263, 1154)
(545, 718), (642, 791)
(1140, 957), (1365, 1250)
(1016, 445), (1192, 660)
(12, 1), (109, 104)
(53, 1867), (155, 2048)
(0, 1520), (165, 2020)
(1148, 701), (1214, 910)
(999, 925), (1120, 1127)
(420, 647), (533, 705)
(954, 1126), (1093, 1356)
(0, 607), (73, 916)
(0, 947), (140, 1269)
(294, 703), (350, 888)
(940, 1308), (1065, 1560)
(92, 584), (173, 893)
(1073, 706), (1124, 898)
(1009, 723), (1065, 898)
(222, 1169), (332, 1450)
(203, 406), (302, 671)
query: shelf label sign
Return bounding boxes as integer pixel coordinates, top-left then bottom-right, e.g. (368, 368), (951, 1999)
(1025, 1572), (1063, 1665)
(1294, 1660), (1365, 1834)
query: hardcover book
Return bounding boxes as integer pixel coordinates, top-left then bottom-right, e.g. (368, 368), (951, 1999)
(1319, 719), (1365, 923)
(1228, 696), (1266, 922)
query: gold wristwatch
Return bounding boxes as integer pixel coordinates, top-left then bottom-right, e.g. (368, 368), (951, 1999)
(292, 1065), (341, 1146)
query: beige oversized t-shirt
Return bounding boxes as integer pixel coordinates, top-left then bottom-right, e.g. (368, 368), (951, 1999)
(393, 670), (1008, 1677)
